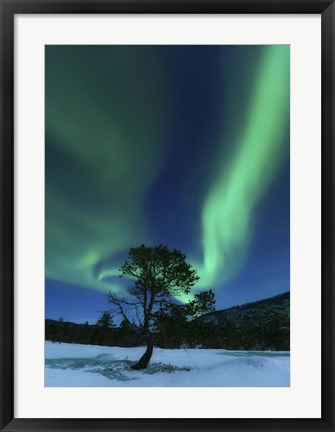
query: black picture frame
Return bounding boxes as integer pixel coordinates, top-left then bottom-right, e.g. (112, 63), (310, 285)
(1, 1), (334, 431)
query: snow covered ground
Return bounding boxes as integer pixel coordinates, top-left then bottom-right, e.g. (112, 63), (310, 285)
(45, 341), (290, 387)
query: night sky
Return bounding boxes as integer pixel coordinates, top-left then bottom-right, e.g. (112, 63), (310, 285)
(45, 45), (290, 323)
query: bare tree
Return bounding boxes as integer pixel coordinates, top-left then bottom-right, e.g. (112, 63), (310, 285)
(107, 244), (199, 369)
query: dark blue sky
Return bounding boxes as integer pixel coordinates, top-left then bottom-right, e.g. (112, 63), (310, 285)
(45, 45), (290, 323)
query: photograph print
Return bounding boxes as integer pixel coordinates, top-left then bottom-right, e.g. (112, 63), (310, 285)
(45, 45), (290, 387)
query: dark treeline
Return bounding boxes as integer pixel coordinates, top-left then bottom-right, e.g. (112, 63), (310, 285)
(45, 318), (221, 349)
(45, 319), (140, 347)
(46, 291), (289, 351)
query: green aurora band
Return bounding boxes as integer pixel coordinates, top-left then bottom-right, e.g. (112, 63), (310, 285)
(195, 45), (290, 292)
(46, 46), (171, 293)
(46, 45), (289, 300)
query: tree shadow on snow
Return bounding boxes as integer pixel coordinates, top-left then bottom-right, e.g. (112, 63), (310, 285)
(45, 354), (191, 381)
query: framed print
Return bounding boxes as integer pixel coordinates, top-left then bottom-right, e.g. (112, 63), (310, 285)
(0, 1), (334, 431)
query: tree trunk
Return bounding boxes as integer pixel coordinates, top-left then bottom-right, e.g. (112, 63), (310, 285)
(132, 294), (155, 370)
(132, 342), (153, 370)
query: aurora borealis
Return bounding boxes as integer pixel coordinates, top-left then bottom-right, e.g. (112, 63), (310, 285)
(45, 45), (290, 323)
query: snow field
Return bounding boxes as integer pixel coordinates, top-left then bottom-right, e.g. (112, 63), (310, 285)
(45, 341), (290, 387)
